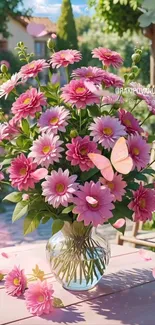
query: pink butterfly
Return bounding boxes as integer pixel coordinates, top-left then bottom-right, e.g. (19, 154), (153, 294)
(88, 137), (133, 181)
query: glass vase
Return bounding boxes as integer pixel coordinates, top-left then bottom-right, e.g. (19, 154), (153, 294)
(46, 221), (110, 291)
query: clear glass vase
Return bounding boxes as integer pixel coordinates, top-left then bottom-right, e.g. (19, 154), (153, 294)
(46, 221), (110, 291)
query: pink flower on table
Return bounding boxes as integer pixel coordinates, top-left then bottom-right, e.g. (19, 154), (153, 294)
(11, 88), (46, 121)
(102, 71), (124, 88)
(0, 73), (21, 99)
(119, 109), (143, 135)
(100, 173), (127, 202)
(103, 94), (124, 105)
(72, 66), (107, 84)
(89, 116), (126, 150)
(42, 168), (78, 208)
(66, 136), (100, 172)
(127, 135), (150, 171)
(50, 49), (82, 68)
(25, 280), (54, 316)
(61, 79), (100, 109)
(38, 106), (70, 135)
(8, 153), (47, 191)
(29, 133), (64, 168)
(20, 59), (49, 80)
(92, 48), (123, 68)
(73, 181), (114, 227)
(128, 183), (155, 222)
(5, 266), (27, 297)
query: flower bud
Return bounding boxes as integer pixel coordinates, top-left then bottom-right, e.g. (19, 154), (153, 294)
(22, 194), (29, 201)
(132, 53), (141, 63)
(128, 72), (135, 80)
(70, 129), (78, 138)
(47, 38), (54, 50)
(136, 49), (142, 55)
(0, 64), (8, 73)
(131, 65), (139, 74)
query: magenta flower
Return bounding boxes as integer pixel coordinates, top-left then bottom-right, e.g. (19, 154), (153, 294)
(61, 79), (100, 109)
(73, 181), (114, 227)
(5, 266), (27, 297)
(103, 94), (124, 105)
(11, 88), (46, 121)
(29, 133), (64, 168)
(127, 135), (150, 171)
(20, 59), (49, 80)
(42, 168), (78, 208)
(38, 106), (70, 135)
(0, 73), (21, 99)
(100, 173), (127, 202)
(25, 280), (54, 316)
(66, 136), (100, 172)
(89, 116), (126, 150)
(72, 66), (107, 84)
(119, 109), (143, 135)
(144, 94), (155, 114)
(102, 71), (124, 88)
(92, 47), (123, 68)
(8, 153), (48, 191)
(128, 183), (155, 222)
(50, 49), (82, 68)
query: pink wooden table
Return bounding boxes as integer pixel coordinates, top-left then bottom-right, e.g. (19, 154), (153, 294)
(0, 243), (155, 325)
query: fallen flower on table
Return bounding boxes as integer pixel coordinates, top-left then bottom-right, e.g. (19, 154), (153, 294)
(5, 265), (27, 297)
(139, 249), (152, 261)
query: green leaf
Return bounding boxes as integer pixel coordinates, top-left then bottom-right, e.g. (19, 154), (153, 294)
(24, 213), (42, 235)
(62, 205), (74, 214)
(88, 105), (101, 117)
(134, 173), (148, 183)
(21, 119), (30, 136)
(80, 167), (99, 181)
(53, 297), (64, 308)
(1, 158), (12, 167)
(57, 214), (72, 222)
(148, 135), (155, 143)
(3, 192), (22, 203)
(127, 182), (139, 190)
(52, 219), (64, 235)
(12, 201), (28, 222)
(143, 168), (155, 176)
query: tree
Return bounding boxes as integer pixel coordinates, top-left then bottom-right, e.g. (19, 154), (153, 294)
(57, 0), (78, 50)
(75, 16), (91, 36)
(0, 0), (31, 38)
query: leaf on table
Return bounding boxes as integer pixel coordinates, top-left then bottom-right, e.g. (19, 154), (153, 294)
(32, 264), (45, 281)
(139, 249), (152, 261)
(53, 297), (64, 308)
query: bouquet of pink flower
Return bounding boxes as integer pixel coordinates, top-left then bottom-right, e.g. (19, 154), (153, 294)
(0, 41), (155, 290)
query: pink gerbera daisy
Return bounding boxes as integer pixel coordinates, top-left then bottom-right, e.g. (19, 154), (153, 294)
(0, 73), (21, 99)
(72, 66), (107, 84)
(50, 50), (82, 68)
(130, 82), (151, 102)
(20, 59), (49, 80)
(128, 183), (155, 222)
(73, 181), (114, 227)
(119, 109), (143, 135)
(102, 71), (124, 88)
(29, 133), (64, 168)
(92, 47), (123, 68)
(42, 168), (78, 208)
(5, 266), (27, 297)
(103, 94), (124, 105)
(89, 116), (126, 150)
(11, 88), (46, 121)
(100, 173), (127, 202)
(66, 136), (100, 171)
(38, 106), (70, 135)
(25, 280), (54, 316)
(127, 135), (150, 171)
(61, 79), (100, 109)
(8, 153), (47, 191)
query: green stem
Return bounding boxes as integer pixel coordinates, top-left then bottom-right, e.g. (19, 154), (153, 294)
(140, 112), (151, 126)
(65, 67), (70, 83)
(130, 99), (141, 112)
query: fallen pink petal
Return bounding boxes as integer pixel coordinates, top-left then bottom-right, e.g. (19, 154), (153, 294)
(139, 249), (152, 261)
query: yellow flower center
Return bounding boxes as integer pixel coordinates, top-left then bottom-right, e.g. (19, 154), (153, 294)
(19, 167), (27, 176)
(50, 117), (59, 125)
(104, 52), (112, 57)
(86, 72), (93, 77)
(76, 87), (86, 94)
(107, 181), (115, 190)
(56, 183), (65, 193)
(23, 97), (31, 105)
(103, 127), (113, 136)
(124, 119), (132, 127)
(133, 147), (140, 156)
(139, 198), (146, 209)
(13, 278), (20, 286)
(38, 295), (44, 303)
(61, 53), (66, 58)
(29, 63), (35, 68)
(80, 146), (88, 156)
(42, 145), (51, 154)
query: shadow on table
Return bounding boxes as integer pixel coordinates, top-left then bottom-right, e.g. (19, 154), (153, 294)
(38, 305), (85, 323)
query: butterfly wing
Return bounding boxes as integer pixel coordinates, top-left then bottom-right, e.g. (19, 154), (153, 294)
(111, 137), (133, 174)
(88, 153), (114, 181)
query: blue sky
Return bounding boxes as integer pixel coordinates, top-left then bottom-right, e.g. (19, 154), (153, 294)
(24, 0), (91, 21)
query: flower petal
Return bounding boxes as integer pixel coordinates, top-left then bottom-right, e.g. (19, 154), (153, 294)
(139, 249), (152, 261)
(32, 168), (48, 181)
(1, 252), (9, 258)
(113, 218), (126, 229)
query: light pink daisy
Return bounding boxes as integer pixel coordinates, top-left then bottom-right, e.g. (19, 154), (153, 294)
(100, 173), (127, 202)
(66, 136), (100, 172)
(73, 181), (114, 227)
(0, 73), (21, 99)
(29, 133), (64, 168)
(92, 47), (123, 68)
(38, 106), (70, 135)
(0, 123), (9, 141)
(128, 183), (155, 222)
(102, 71), (124, 88)
(89, 116), (126, 150)
(20, 59), (49, 80)
(50, 49), (82, 68)
(72, 66), (107, 84)
(130, 82), (151, 101)
(119, 109), (143, 135)
(61, 79), (100, 109)
(103, 94), (124, 105)
(144, 94), (155, 114)
(25, 280), (54, 316)
(42, 168), (78, 208)
(127, 135), (150, 171)
(2, 118), (20, 140)
(8, 153), (47, 191)
(11, 88), (47, 121)
(5, 266), (27, 297)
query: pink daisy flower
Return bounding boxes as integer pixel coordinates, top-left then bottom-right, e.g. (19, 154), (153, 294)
(72, 66), (107, 84)
(66, 136), (100, 172)
(89, 116), (126, 150)
(38, 106), (70, 135)
(73, 181), (114, 227)
(127, 135), (150, 171)
(0, 73), (21, 99)
(42, 168), (78, 208)
(144, 94), (155, 114)
(61, 79), (100, 109)
(25, 280), (54, 316)
(5, 266), (27, 297)
(102, 71), (124, 88)
(29, 133), (64, 168)
(119, 109), (143, 135)
(92, 47), (123, 68)
(0, 123), (9, 141)
(100, 173), (127, 202)
(8, 153), (47, 191)
(128, 183), (155, 222)
(50, 49), (82, 68)
(103, 94), (124, 105)
(20, 59), (49, 80)
(11, 88), (47, 121)
(130, 82), (151, 101)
